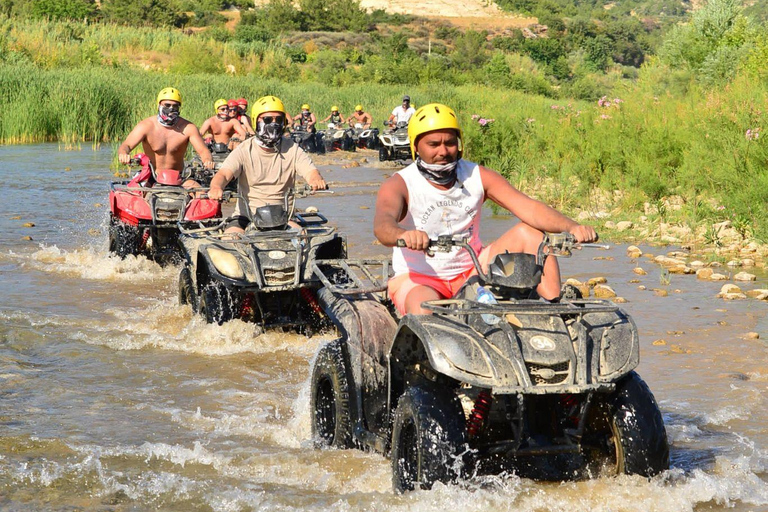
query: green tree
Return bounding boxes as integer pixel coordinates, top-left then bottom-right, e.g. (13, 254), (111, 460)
(31, 0), (97, 20)
(298, 0), (367, 32)
(101, 0), (185, 26)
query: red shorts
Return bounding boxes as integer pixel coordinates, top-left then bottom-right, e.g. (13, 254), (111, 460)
(388, 244), (494, 316)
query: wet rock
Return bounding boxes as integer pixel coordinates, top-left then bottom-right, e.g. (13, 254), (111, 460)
(717, 320), (728, 325)
(719, 284), (742, 295)
(342, 161), (360, 169)
(359, 206), (370, 210)
(592, 256), (614, 261)
(638, 285), (647, 290)
(674, 289), (683, 294)
(652, 339), (667, 346)
(22, 222), (35, 227)
(21, 235), (32, 241)
(668, 264), (694, 274)
(593, 285), (616, 298)
(745, 289), (768, 300)
(708, 261), (723, 267)
(616, 221), (634, 232)
(746, 332), (760, 339)
(10, 215), (21, 220)
(64, 166), (72, 172)
(726, 260), (741, 268)
(667, 251), (688, 258)
(689, 260), (706, 268)
(612, 296), (628, 303)
(733, 272), (756, 281)
(604, 221), (616, 229)
(741, 258), (756, 267)
(643, 253), (655, 259)
(629, 279), (641, 283)
(667, 330), (685, 335)
(660, 235), (681, 244)
(370, 239), (382, 245)
(305, 206), (319, 213)
(633, 267), (647, 275)
(87, 228), (100, 237)
(94, 203), (103, 208)
(670, 344), (691, 354)
(359, 157), (368, 163)
(626, 245), (642, 258)
(718, 283), (746, 300)
(653, 289), (668, 297)
(587, 277), (607, 287)
(710, 273), (729, 281)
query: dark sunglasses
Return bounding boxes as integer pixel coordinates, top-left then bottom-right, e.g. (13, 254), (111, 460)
(217, 107), (228, 111)
(227, 107), (238, 111)
(261, 115), (285, 124)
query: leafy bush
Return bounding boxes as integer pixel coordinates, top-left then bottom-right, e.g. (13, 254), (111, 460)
(101, 0), (186, 27)
(31, 0), (98, 20)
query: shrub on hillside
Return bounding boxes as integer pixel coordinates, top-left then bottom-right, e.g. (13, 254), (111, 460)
(31, 0), (98, 20)
(101, 0), (186, 27)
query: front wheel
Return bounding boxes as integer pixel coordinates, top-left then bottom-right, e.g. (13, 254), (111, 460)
(178, 267), (198, 311)
(108, 222), (141, 259)
(310, 339), (355, 449)
(391, 383), (468, 493)
(199, 281), (237, 325)
(582, 371), (669, 477)
(378, 146), (389, 162)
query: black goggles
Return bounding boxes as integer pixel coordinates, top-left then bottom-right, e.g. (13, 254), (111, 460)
(261, 115), (285, 124)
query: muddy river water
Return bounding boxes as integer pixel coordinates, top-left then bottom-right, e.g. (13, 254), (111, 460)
(0, 144), (766, 511)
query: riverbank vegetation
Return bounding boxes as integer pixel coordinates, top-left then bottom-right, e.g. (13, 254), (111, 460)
(0, 0), (765, 244)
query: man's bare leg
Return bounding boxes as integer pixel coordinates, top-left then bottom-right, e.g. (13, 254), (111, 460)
(484, 223), (562, 301)
(403, 284), (443, 315)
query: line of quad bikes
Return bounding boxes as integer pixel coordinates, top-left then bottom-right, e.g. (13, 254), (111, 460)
(107, 127), (670, 493)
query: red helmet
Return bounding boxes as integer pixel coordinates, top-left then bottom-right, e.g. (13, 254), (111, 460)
(237, 98), (248, 106)
(227, 99), (238, 108)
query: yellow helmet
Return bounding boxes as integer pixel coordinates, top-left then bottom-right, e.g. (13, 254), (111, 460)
(331, 105), (339, 112)
(355, 104), (363, 111)
(214, 98), (228, 112)
(157, 87), (182, 105)
(301, 104), (310, 110)
(408, 103), (462, 159)
(251, 95), (286, 119)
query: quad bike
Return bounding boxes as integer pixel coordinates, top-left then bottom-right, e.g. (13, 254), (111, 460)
(291, 125), (324, 154)
(320, 123), (356, 153)
(378, 121), (410, 162)
(108, 153), (222, 263)
(310, 233), (669, 492)
(176, 187), (346, 329)
(184, 139), (241, 190)
(350, 124), (379, 150)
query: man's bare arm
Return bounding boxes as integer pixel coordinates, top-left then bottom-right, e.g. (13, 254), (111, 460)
(199, 118), (212, 138)
(208, 167), (235, 201)
(117, 120), (149, 164)
(232, 119), (247, 139)
(187, 124), (215, 169)
(481, 166), (597, 242)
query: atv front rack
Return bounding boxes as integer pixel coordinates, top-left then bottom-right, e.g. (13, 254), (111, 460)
(313, 259), (391, 296)
(421, 298), (620, 316)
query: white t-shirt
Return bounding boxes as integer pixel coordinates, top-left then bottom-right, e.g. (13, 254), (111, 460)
(392, 159), (485, 279)
(391, 106), (415, 124)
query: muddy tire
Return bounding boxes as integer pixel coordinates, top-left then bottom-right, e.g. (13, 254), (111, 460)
(199, 282), (236, 325)
(390, 383), (467, 493)
(378, 146), (389, 162)
(310, 339), (355, 449)
(178, 267), (198, 311)
(582, 371), (669, 477)
(108, 222), (141, 259)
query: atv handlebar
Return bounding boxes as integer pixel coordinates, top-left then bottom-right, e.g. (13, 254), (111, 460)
(396, 232), (607, 282)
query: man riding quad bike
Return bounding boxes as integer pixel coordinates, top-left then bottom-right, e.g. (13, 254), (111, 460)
(177, 187), (345, 329)
(378, 120), (410, 162)
(108, 153), (222, 263)
(309, 233), (669, 491)
(320, 122), (356, 153)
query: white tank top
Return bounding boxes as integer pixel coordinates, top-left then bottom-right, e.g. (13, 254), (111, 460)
(392, 159), (484, 279)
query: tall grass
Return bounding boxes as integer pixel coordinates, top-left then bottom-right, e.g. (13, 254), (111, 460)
(0, 62), (765, 239)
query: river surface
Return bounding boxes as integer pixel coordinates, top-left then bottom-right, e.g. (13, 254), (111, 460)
(0, 144), (766, 511)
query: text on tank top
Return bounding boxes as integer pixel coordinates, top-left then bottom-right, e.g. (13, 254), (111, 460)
(392, 160), (484, 279)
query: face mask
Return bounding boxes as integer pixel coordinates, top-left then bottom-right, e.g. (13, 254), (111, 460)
(256, 119), (284, 148)
(416, 157), (459, 185)
(158, 104), (180, 126)
(217, 111), (230, 121)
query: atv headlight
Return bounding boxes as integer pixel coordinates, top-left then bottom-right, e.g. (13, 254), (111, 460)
(207, 247), (244, 280)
